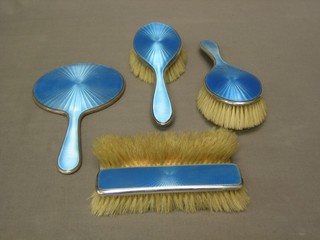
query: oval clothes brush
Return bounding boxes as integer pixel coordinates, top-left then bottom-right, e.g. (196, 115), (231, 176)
(33, 63), (125, 174)
(129, 22), (187, 126)
(197, 40), (267, 130)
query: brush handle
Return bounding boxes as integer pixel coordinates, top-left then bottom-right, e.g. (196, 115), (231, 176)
(200, 40), (226, 66)
(153, 67), (173, 126)
(58, 112), (81, 174)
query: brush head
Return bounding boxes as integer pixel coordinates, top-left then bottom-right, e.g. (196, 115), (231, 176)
(129, 22), (187, 84)
(129, 47), (187, 84)
(197, 85), (267, 130)
(91, 129), (250, 215)
(197, 40), (267, 130)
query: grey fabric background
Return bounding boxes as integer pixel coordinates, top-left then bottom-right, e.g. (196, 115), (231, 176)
(1, 0), (319, 239)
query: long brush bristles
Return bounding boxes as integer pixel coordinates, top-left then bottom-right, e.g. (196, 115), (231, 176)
(197, 86), (267, 130)
(91, 189), (249, 216)
(91, 129), (250, 216)
(93, 129), (238, 168)
(129, 48), (187, 84)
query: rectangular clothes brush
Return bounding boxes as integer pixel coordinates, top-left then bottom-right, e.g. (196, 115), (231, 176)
(91, 129), (249, 216)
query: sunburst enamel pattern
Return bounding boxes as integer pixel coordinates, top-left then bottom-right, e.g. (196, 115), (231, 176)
(201, 40), (262, 105)
(134, 23), (181, 67)
(33, 63), (125, 174)
(133, 22), (181, 126)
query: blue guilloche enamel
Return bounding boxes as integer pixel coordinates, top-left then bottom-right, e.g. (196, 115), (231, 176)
(33, 64), (124, 113)
(205, 66), (262, 102)
(33, 63), (124, 173)
(201, 40), (262, 102)
(133, 22), (181, 67)
(133, 22), (181, 125)
(98, 164), (242, 190)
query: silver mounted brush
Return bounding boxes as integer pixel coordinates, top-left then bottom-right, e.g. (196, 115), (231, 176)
(197, 40), (267, 130)
(133, 22), (182, 126)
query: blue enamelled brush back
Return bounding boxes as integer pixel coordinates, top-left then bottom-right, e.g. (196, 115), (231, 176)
(97, 164), (243, 195)
(201, 40), (262, 105)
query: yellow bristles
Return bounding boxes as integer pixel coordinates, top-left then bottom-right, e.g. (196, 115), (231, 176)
(197, 85), (267, 130)
(91, 129), (250, 216)
(129, 48), (187, 84)
(93, 129), (238, 169)
(91, 188), (249, 216)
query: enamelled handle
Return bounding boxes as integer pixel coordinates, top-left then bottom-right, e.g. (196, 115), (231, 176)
(200, 40), (226, 66)
(152, 68), (173, 126)
(58, 112), (81, 174)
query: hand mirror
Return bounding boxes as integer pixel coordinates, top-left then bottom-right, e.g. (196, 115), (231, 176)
(33, 63), (125, 174)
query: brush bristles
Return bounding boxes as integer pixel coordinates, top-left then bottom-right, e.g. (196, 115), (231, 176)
(197, 86), (267, 130)
(93, 129), (238, 169)
(91, 129), (249, 215)
(129, 48), (187, 84)
(91, 188), (249, 216)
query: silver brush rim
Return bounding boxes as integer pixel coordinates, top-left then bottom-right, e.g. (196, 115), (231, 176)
(204, 83), (261, 106)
